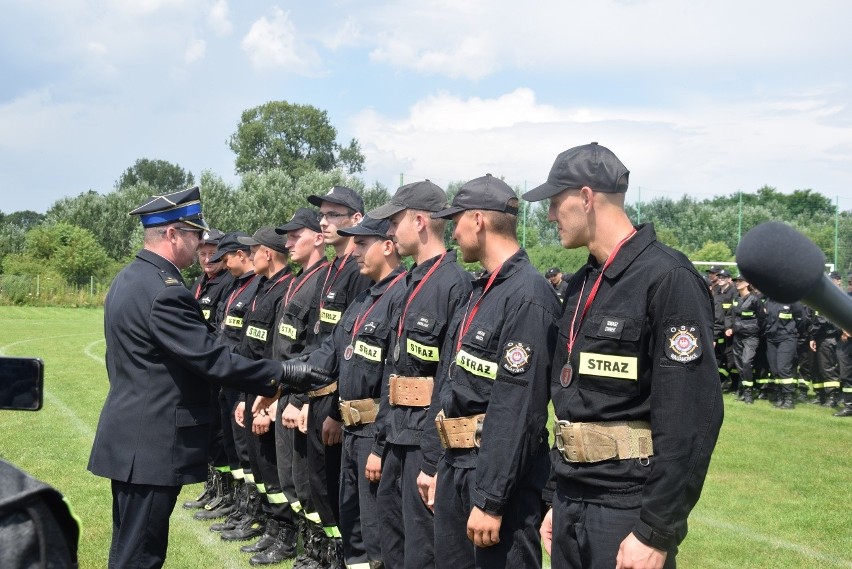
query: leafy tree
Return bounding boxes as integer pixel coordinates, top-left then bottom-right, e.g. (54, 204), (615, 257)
(116, 158), (195, 192)
(228, 101), (365, 176)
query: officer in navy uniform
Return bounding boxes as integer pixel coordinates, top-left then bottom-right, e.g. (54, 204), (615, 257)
(87, 187), (316, 569)
(525, 143), (723, 569)
(368, 180), (472, 569)
(546, 267), (571, 303)
(422, 175), (560, 569)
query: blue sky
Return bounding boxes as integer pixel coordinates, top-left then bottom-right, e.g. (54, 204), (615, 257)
(2, 0), (852, 214)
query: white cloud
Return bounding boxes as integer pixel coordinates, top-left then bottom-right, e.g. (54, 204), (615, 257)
(184, 38), (206, 63)
(241, 7), (321, 72)
(207, 0), (232, 35)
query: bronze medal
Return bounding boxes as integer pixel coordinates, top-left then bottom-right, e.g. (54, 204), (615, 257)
(393, 341), (401, 362)
(344, 344), (354, 361)
(560, 361), (573, 387)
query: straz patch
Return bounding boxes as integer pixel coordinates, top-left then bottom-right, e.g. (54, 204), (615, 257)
(502, 341), (532, 375)
(456, 349), (497, 380)
(320, 308), (342, 325)
(407, 339), (439, 362)
(224, 316), (244, 329)
(578, 353), (638, 380)
(279, 322), (297, 340)
(245, 326), (268, 342)
(665, 325), (702, 363)
(354, 341), (382, 362)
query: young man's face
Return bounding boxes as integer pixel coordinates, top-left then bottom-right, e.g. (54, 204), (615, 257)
(352, 235), (388, 280)
(318, 201), (356, 248)
(387, 209), (417, 258)
(548, 189), (587, 250)
(285, 227), (322, 266)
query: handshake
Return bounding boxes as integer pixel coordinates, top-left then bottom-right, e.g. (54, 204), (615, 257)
(278, 360), (333, 392)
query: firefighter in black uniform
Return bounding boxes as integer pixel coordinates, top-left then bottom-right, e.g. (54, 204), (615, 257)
(369, 180), (473, 569)
(270, 208), (330, 568)
(88, 187), (308, 569)
(421, 175), (560, 569)
(546, 267), (571, 303)
(525, 143), (723, 569)
(762, 297), (807, 409)
(713, 269), (737, 392)
(726, 274), (763, 404)
(304, 187), (373, 566)
(836, 273), (852, 417)
(292, 216), (408, 569)
(809, 272), (844, 408)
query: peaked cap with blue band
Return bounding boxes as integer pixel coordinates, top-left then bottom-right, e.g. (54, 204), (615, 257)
(129, 186), (209, 230)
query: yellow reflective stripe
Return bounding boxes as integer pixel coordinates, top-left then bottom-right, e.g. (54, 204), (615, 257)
(741, 380), (754, 387)
(722, 303), (732, 309)
(823, 381), (841, 388)
(775, 378), (797, 385)
(741, 311), (754, 316)
(324, 526), (342, 538)
(407, 339), (440, 362)
(244, 472), (255, 483)
(266, 492), (288, 504)
(718, 368), (729, 378)
(290, 500), (302, 513)
(202, 309), (211, 320)
(214, 465), (231, 473)
(455, 349), (497, 380)
(320, 308), (342, 324)
(779, 313), (793, 319)
(225, 315), (244, 328)
(279, 322), (297, 339)
(305, 511), (321, 524)
(842, 387), (852, 393)
(812, 382), (825, 389)
(232, 469), (245, 480)
(246, 325), (268, 342)
(354, 340), (382, 362)
(347, 564), (372, 569)
(756, 378), (773, 384)
(256, 483), (266, 494)
(578, 352), (638, 381)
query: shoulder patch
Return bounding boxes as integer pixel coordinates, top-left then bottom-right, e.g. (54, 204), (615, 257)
(665, 324), (702, 363)
(502, 341), (532, 374)
(159, 272), (182, 286)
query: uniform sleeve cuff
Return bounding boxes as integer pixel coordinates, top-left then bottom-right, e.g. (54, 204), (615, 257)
(633, 517), (675, 552)
(471, 488), (505, 516)
(420, 460), (438, 477)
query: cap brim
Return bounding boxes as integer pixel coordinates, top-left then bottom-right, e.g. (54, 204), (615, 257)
(337, 226), (387, 238)
(237, 236), (261, 247)
(209, 249), (229, 262)
(431, 206), (466, 219)
(367, 201), (406, 220)
(308, 194), (349, 209)
(522, 181), (564, 202)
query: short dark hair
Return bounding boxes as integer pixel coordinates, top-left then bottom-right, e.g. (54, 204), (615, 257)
(484, 198), (519, 237)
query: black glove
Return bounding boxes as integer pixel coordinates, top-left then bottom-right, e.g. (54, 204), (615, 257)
(280, 360), (332, 392)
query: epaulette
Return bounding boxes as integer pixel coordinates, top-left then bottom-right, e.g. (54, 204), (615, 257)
(159, 272), (183, 286)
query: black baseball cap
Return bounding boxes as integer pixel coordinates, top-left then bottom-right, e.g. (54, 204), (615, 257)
(129, 186), (209, 230)
(238, 227), (289, 255)
(717, 269), (732, 279)
(210, 231), (251, 262)
(733, 274), (747, 281)
(307, 186), (364, 214)
(524, 142), (629, 202)
(545, 267), (560, 278)
(201, 228), (225, 245)
(828, 271), (841, 280)
(432, 174), (518, 219)
(706, 266), (722, 274)
(337, 216), (391, 239)
(275, 208), (322, 234)
(368, 180), (448, 219)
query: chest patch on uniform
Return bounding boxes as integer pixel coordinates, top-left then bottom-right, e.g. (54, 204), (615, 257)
(202, 309), (211, 320)
(326, 291), (337, 302)
(279, 322), (297, 340)
(415, 316), (433, 330)
(502, 341), (532, 375)
(235, 302), (244, 309)
(321, 308), (342, 324)
(597, 317), (624, 339)
(201, 296), (212, 304)
(363, 321), (377, 334)
(245, 326), (268, 342)
(578, 352), (638, 380)
(355, 340), (382, 362)
(162, 276), (181, 286)
(456, 349), (497, 380)
(407, 339), (439, 361)
(665, 325), (702, 363)
(225, 315), (244, 329)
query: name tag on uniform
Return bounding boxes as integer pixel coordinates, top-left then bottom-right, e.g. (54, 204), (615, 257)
(407, 339), (439, 362)
(225, 315), (244, 328)
(279, 322), (297, 340)
(578, 352), (638, 381)
(456, 349), (497, 380)
(355, 341), (382, 362)
(245, 326), (267, 342)
(320, 308), (342, 325)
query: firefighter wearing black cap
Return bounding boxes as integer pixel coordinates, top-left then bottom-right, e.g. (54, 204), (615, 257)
(87, 187), (313, 569)
(304, 186), (373, 566)
(763, 297), (807, 408)
(546, 267), (571, 303)
(368, 180), (472, 569)
(726, 275), (763, 404)
(809, 272), (844, 408)
(419, 174), (560, 569)
(526, 143), (723, 569)
(713, 269), (737, 392)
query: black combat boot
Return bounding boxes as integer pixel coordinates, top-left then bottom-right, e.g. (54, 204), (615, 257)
(809, 391), (825, 405)
(221, 486), (265, 541)
(249, 521), (297, 565)
(833, 404), (852, 417)
(183, 465), (217, 509)
(742, 388), (754, 405)
(241, 518), (280, 553)
(779, 393), (795, 409)
(292, 520), (325, 569)
(209, 479), (246, 530)
(823, 391), (839, 408)
(323, 536), (345, 569)
(195, 471), (236, 521)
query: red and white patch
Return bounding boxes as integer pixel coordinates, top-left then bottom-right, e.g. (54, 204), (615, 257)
(502, 341), (532, 374)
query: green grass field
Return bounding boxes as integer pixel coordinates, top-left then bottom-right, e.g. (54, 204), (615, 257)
(1, 306), (850, 568)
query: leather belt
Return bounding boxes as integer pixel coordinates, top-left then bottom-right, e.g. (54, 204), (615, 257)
(338, 398), (380, 426)
(388, 375), (433, 407)
(435, 410), (485, 449)
(554, 419), (653, 464)
(308, 381), (338, 399)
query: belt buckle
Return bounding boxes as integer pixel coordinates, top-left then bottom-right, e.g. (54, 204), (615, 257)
(553, 419), (571, 453)
(473, 416), (484, 448)
(350, 406), (361, 425)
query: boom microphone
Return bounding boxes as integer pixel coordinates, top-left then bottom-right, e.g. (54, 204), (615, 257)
(736, 221), (852, 332)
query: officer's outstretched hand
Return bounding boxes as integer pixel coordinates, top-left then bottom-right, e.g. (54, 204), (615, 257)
(280, 360), (332, 391)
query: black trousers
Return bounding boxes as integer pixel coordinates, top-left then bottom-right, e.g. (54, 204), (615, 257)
(767, 337), (797, 394)
(733, 335), (759, 387)
(109, 480), (180, 569)
(433, 452), (548, 569)
(307, 393), (342, 530)
(339, 433), (382, 565)
(219, 387), (250, 473)
(275, 412), (316, 519)
(814, 336), (842, 394)
(550, 485), (677, 569)
(838, 338), (852, 404)
(377, 443), (435, 569)
(245, 393), (295, 524)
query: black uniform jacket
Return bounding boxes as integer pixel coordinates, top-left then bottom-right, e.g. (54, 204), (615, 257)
(763, 299), (806, 341)
(192, 270), (234, 324)
(731, 292), (763, 337)
(88, 250), (281, 487)
(422, 249), (561, 516)
(308, 253), (373, 351)
(376, 250), (472, 454)
(216, 271), (261, 350)
(550, 224), (723, 552)
(307, 267), (408, 437)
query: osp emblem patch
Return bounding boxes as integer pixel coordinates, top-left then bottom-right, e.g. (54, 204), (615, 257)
(502, 341), (532, 374)
(666, 325), (702, 363)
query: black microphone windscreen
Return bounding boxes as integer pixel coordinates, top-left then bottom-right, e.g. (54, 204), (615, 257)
(736, 222), (825, 303)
